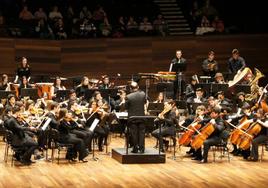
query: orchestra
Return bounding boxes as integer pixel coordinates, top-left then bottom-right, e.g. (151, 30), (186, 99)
(2, 50), (268, 166)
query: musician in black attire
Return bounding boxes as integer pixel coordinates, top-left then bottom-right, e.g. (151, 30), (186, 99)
(6, 105), (38, 165)
(18, 76), (32, 96)
(125, 82), (146, 153)
(185, 76), (198, 100)
(58, 108), (88, 162)
(169, 50), (187, 99)
(227, 49), (246, 74)
(47, 102), (60, 129)
(68, 100), (93, 148)
(195, 107), (225, 163)
(5, 94), (16, 110)
(75, 76), (90, 98)
(0, 74), (10, 91)
(86, 100), (110, 151)
(250, 109), (268, 161)
(202, 51), (218, 77)
(14, 57), (31, 84)
(152, 100), (177, 152)
(98, 75), (112, 89)
(216, 91), (231, 106)
(114, 90), (126, 112)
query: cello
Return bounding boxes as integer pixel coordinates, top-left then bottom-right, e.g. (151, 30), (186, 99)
(191, 121), (215, 150)
(237, 108), (264, 150)
(178, 118), (202, 146)
(229, 116), (252, 145)
(237, 121), (262, 150)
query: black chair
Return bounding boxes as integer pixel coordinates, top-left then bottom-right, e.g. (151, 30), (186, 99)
(48, 129), (74, 164)
(259, 141), (268, 162)
(212, 140), (231, 163)
(4, 129), (26, 166)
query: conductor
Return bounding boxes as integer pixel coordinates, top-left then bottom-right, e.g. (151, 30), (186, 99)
(125, 82), (146, 153)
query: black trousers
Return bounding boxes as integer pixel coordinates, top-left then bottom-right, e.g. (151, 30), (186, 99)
(129, 120), (145, 151)
(71, 129), (93, 148)
(251, 134), (268, 160)
(59, 133), (87, 160)
(21, 135), (39, 161)
(195, 136), (222, 161)
(152, 126), (175, 150)
(94, 125), (109, 150)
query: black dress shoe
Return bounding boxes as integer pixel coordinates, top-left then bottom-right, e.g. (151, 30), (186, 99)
(199, 159), (208, 163)
(139, 149), (145, 154)
(69, 158), (77, 162)
(247, 157), (258, 162)
(186, 150), (193, 155)
(131, 149), (139, 153)
(21, 160), (32, 165)
(230, 150), (237, 154)
(80, 159), (88, 163)
(191, 157), (202, 161)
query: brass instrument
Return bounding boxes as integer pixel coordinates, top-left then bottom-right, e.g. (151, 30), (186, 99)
(158, 103), (173, 119)
(245, 68), (265, 101)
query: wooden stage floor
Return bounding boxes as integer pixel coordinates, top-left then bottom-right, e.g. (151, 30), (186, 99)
(0, 135), (268, 188)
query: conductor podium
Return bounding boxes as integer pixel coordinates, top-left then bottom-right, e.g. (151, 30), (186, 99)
(112, 115), (166, 164)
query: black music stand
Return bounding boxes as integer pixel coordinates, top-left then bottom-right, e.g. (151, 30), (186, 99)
(211, 84), (228, 95)
(196, 83), (212, 96)
(100, 88), (118, 104)
(171, 63), (186, 100)
(176, 100), (187, 109)
(234, 84), (251, 94)
(156, 82), (174, 100)
(0, 91), (16, 100)
(21, 88), (39, 100)
(147, 103), (164, 116)
(84, 89), (97, 101)
(56, 89), (70, 101)
(223, 72), (236, 82)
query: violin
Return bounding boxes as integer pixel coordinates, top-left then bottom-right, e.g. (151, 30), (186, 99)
(191, 122), (215, 150)
(74, 106), (88, 115)
(29, 107), (44, 115)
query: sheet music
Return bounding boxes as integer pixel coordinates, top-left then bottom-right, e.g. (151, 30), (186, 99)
(89, 118), (100, 132)
(115, 112), (128, 118)
(40, 118), (52, 131)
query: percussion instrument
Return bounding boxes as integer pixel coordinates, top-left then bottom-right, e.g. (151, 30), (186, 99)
(157, 71), (176, 81)
(138, 73), (159, 80)
(35, 83), (53, 99)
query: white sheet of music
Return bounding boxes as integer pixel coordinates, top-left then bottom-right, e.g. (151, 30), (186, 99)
(115, 112), (128, 118)
(89, 118), (100, 132)
(41, 118), (52, 131)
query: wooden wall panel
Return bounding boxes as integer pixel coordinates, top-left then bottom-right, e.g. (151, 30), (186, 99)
(0, 35), (268, 84)
(14, 39), (61, 76)
(0, 38), (15, 74)
(106, 38), (152, 77)
(61, 39), (107, 77)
